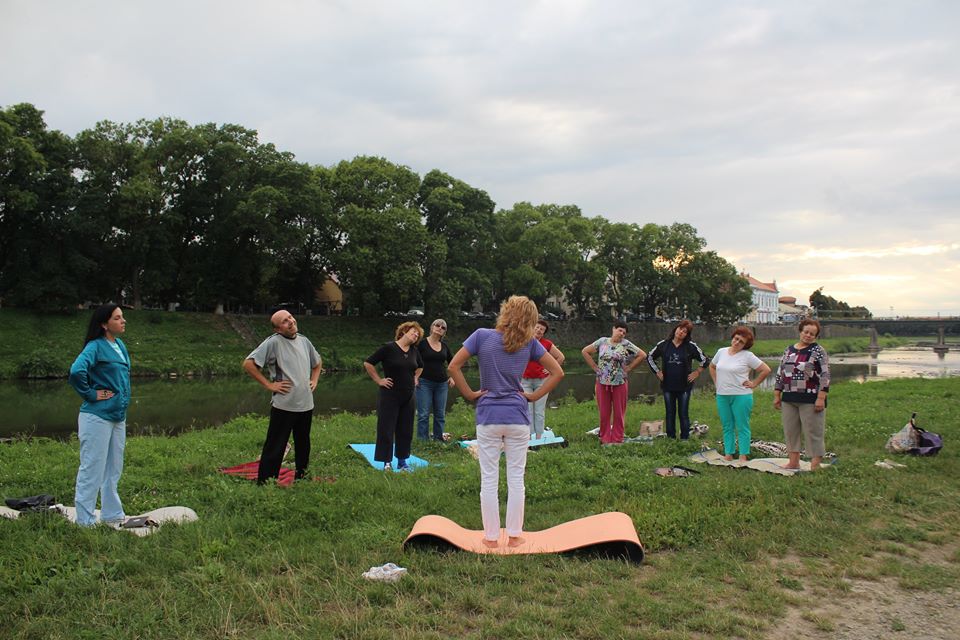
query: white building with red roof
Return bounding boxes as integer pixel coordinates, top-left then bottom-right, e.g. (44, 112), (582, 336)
(740, 274), (779, 324)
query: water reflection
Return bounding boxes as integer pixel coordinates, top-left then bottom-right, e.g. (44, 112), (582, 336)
(2, 347), (956, 440)
(830, 347), (960, 382)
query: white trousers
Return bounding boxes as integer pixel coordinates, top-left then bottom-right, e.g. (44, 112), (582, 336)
(476, 423), (530, 540)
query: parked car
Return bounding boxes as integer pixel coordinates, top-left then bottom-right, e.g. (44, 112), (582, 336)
(406, 308), (425, 317)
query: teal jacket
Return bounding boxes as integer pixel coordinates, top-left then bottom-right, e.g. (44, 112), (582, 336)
(69, 337), (131, 422)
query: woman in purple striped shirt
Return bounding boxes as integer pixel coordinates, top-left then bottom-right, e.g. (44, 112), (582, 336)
(448, 296), (564, 548)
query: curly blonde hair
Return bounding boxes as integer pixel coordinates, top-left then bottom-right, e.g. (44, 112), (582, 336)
(495, 295), (539, 353)
(394, 321), (424, 343)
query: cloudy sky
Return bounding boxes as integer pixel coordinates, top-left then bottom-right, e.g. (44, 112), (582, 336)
(3, 1), (958, 316)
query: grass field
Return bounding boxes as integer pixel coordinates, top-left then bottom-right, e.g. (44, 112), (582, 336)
(2, 377), (957, 639)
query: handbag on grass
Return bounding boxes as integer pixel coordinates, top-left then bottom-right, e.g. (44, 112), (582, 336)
(910, 421), (943, 457)
(121, 516), (159, 529)
(4, 494), (56, 512)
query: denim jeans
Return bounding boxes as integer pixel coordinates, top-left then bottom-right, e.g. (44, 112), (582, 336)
(520, 377), (548, 437)
(662, 389), (692, 439)
(416, 378), (449, 440)
(74, 412), (126, 526)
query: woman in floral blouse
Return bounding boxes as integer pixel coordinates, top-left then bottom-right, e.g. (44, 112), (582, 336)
(773, 319), (831, 470)
(581, 321), (646, 445)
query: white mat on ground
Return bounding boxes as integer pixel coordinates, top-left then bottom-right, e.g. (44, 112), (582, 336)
(1, 504), (198, 535)
(689, 448), (822, 476)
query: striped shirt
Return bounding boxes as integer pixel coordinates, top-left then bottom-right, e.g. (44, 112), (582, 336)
(462, 328), (547, 425)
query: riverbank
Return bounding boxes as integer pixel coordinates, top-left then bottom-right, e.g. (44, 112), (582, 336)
(0, 308), (901, 380)
(2, 378), (957, 638)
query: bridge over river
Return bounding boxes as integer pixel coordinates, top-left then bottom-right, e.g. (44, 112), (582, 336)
(819, 317), (960, 336)
(821, 318), (959, 355)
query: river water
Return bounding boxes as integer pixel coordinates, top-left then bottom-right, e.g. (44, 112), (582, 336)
(2, 347), (956, 440)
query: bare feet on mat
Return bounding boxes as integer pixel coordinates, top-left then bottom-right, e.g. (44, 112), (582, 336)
(508, 536), (525, 548)
(482, 538), (499, 549)
(739, 455), (748, 462)
(723, 454), (734, 461)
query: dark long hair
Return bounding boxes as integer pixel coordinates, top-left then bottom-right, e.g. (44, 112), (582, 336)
(84, 304), (120, 345)
(667, 319), (694, 343)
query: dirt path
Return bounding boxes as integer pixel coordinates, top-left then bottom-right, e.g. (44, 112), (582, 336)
(765, 543), (959, 639)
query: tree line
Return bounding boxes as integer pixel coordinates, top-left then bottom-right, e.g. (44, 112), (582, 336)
(1, 103), (753, 322)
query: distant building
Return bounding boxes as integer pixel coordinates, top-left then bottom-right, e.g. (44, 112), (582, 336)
(740, 274), (779, 324)
(778, 295), (810, 324)
(314, 274), (343, 315)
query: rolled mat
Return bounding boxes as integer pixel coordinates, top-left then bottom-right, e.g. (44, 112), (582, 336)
(404, 512), (643, 563)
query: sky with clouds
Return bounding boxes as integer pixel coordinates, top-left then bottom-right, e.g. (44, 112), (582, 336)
(3, 0), (958, 316)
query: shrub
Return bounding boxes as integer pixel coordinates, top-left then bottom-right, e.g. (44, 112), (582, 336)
(18, 349), (67, 378)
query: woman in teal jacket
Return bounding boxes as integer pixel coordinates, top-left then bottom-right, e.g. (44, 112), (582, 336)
(68, 304), (131, 526)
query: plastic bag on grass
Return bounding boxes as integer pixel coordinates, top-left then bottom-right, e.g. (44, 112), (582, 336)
(885, 415), (919, 453)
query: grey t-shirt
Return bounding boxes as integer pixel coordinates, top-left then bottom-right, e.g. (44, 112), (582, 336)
(246, 333), (321, 412)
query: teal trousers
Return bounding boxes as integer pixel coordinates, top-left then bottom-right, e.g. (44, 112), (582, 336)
(716, 394), (753, 456)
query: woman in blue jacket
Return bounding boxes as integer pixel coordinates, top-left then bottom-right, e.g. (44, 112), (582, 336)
(68, 305), (131, 526)
(646, 320), (710, 439)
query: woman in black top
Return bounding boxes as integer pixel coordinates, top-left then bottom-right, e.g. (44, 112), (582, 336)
(416, 318), (454, 441)
(364, 321), (424, 471)
(646, 320), (710, 439)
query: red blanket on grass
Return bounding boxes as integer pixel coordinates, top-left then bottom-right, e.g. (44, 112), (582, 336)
(219, 461), (295, 486)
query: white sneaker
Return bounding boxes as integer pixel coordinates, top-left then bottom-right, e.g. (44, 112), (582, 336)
(362, 563), (408, 582)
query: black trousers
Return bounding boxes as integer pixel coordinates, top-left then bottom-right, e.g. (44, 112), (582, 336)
(258, 407), (313, 483)
(374, 389), (415, 463)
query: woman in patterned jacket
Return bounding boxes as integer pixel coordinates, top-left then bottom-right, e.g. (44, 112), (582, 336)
(581, 321), (646, 445)
(773, 319), (831, 470)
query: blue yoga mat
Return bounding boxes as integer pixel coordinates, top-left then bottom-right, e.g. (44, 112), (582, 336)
(458, 429), (566, 449)
(347, 444), (429, 472)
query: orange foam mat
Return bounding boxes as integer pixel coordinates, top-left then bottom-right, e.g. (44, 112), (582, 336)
(403, 512), (644, 563)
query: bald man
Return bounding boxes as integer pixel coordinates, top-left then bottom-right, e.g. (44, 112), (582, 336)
(243, 310), (322, 483)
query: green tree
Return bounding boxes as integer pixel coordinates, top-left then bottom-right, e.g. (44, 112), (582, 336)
(594, 220), (647, 317)
(680, 251), (753, 324)
(74, 117), (196, 308)
(562, 214), (607, 318)
(261, 161), (336, 310)
(638, 222), (706, 319)
(328, 157), (426, 315)
(0, 104), (91, 309)
(185, 123), (285, 312)
(809, 287), (871, 318)
(417, 169), (496, 316)
(490, 203), (591, 311)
